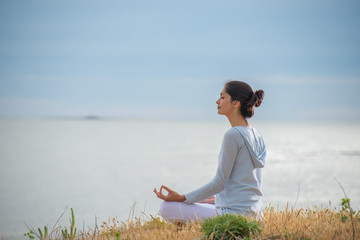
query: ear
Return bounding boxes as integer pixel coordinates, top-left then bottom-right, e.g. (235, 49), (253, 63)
(233, 100), (241, 109)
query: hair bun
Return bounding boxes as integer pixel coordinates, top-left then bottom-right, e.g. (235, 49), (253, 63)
(254, 89), (264, 107)
(246, 89), (264, 109)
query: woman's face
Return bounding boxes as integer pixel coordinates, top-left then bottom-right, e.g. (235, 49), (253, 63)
(216, 88), (236, 116)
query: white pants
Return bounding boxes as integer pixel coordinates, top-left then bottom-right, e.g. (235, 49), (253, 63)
(159, 201), (263, 222)
(159, 201), (218, 223)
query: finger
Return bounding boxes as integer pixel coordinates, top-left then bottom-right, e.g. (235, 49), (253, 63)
(155, 187), (165, 198)
(158, 188), (167, 198)
(161, 185), (172, 193)
(154, 189), (162, 199)
(159, 186), (168, 195)
(156, 192), (162, 199)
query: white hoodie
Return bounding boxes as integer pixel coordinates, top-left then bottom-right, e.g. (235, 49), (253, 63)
(184, 126), (266, 216)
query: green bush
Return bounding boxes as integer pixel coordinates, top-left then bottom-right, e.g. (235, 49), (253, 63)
(200, 214), (261, 240)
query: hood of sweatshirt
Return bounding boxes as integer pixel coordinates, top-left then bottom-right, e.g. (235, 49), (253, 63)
(234, 126), (266, 168)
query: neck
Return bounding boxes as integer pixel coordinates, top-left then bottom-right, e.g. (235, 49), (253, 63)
(226, 112), (249, 128)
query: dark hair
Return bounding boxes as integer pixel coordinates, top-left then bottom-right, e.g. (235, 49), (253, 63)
(224, 81), (264, 118)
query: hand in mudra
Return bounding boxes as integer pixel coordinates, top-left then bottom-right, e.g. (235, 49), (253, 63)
(153, 185), (186, 202)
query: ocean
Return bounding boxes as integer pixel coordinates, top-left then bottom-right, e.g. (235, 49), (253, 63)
(0, 118), (359, 239)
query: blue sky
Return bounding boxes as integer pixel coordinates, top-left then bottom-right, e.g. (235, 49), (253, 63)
(0, 0), (359, 121)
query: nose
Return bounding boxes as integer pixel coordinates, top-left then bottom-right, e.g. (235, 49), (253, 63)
(216, 98), (219, 104)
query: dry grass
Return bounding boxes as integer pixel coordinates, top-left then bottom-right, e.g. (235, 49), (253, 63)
(89, 205), (359, 240)
(24, 205), (359, 240)
(97, 216), (202, 240)
(257, 205), (359, 240)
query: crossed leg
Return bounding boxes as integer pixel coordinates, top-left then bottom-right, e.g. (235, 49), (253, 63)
(159, 201), (218, 223)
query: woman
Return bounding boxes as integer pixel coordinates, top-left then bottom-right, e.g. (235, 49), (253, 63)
(154, 81), (266, 222)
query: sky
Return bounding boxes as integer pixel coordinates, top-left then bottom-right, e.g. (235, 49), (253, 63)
(0, 0), (359, 121)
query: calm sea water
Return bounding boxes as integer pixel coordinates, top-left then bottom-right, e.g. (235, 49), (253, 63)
(1, 118), (359, 239)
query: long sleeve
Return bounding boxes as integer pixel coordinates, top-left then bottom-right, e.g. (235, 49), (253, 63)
(184, 129), (241, 203)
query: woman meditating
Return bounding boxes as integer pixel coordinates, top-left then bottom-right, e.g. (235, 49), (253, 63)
(154, 80), (266, 222)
